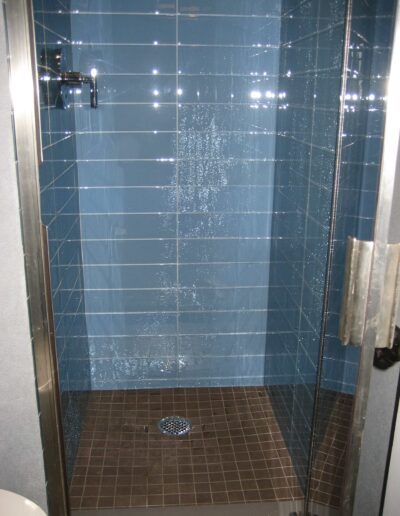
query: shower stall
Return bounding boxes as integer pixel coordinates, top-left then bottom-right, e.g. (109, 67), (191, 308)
(5, 0), (399, 514)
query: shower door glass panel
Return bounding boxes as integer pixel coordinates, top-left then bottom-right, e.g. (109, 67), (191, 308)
(308, 0), (397, 513)
(268, 0), (347, 495)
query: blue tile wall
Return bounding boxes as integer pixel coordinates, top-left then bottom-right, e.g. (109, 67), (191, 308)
(268, 0), (347, 489)
(321, 0), (396, 394)
(33, 0), (91, 481)
(38, 0), (283, 389)
(34, 0), (394, 447)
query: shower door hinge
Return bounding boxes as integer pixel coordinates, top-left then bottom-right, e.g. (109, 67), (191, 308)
(339, 237), (400, 348)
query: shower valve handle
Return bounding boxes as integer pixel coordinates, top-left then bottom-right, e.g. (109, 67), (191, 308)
(60, 71), (98, 108)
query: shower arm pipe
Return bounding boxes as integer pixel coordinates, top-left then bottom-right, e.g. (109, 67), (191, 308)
(60, 71), (98, 108)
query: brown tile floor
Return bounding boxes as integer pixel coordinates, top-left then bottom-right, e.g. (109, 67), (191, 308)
(69, 387), (303, 510)
(310, 390), (354, 507)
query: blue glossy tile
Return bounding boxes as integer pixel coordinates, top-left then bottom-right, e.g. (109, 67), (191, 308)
(267, 309), (298, 332)
(88, 335), (178, 359)
(180, 133), (276, 160)
(78, 187), (176, 213)
(179, 287), (270, 311)
(178, 160), (275, 187)
(33, 0), (44, 13)
(352, 0), (395, 16)
(179, 263), (269, 288)
(69, 1), (176, 14)
(57, 313), (87, 337)
(85, 289), (177, 313)
(178, 356), (265, 381)
(73, 133), (175, 160)
(178, 46), (279, 76)
(179, 333), (268, 357)
(71, 13), (176, 44)
(358, 190), (378, 218)
(309, 148), (336, 187)
(36, 18), (71, 45)
(53, 188), (80, 215)
(54, 290), (84, 315)
(52, 163), (80, 188)
(73, 45), (176, 74)
(40, 187), (55, 217)
(81, 214), (176, 239)
(265, 361), (296, 385)
(82, 264), (176, 289)
(86, 313), (177, 336)
(179, 238), (271, 263)
(179, 186), (273, 213)
(82, 240), (177, 264)
(88, 357), (179, 384)
(312, 110), (340, 151)
(318, 0), (346, 29)
(356, 218), (375, 240)
(280, 47), (317, 75)
(74, 104), (176, 131)
(40, 0), (70, 10)
(48, 103), (77, 133)
(179, 104), (278, 133)
(99, 75), (176, 103)
(352, 16), (393, 48)
(77, 161), (177, 187)
(179, 15), (280, 46)
(178, 76), (280, 104)
(50, 215), (82, 242)
(281, 7), (320, 43)
(317, 26), (346, 70)
(179, 213), (273, 238)
(268, 285), (301, 311)
(176, 376), (265, 388)
(179, 0), (281, 16)
(43, 135), (77, 162)
(56, 240), (85, 265)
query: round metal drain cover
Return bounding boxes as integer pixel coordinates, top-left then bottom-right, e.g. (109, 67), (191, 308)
(158, 416), (192, 436)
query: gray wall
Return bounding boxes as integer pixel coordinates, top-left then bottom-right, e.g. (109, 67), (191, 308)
(0, 5), (47, 512)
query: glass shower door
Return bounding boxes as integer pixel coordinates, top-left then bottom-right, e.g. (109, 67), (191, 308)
(308, 0), (398, 514)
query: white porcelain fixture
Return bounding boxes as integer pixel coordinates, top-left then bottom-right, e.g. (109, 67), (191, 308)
(0, 490), (46, 515)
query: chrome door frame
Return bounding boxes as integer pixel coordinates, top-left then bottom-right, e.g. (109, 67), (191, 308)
(3, 0), (69, 515)
(341, 1), (400, 514)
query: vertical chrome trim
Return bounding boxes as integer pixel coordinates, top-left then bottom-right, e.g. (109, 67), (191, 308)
(342, 0), (400, 513)
(304, 0), (353, 512)
(4, 1), (68, 515)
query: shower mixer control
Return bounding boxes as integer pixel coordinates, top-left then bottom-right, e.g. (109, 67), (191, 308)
(60, 70), (98, 108)
(39, 48), (98, 108)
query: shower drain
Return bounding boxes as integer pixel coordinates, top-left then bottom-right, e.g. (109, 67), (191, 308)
(158, 416), (192, 436)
